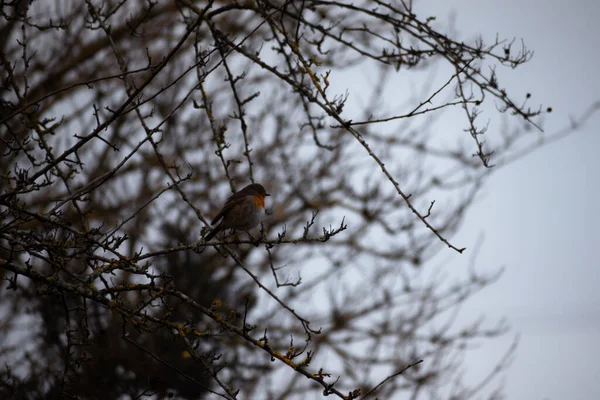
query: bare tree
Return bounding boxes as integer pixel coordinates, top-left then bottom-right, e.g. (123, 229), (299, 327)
(1, 0), (597, 399)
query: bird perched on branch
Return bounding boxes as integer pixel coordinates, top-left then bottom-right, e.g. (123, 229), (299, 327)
(205, 183), (270, 241)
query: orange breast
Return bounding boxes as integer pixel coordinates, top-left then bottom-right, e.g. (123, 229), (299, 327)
(252, 195), (265, 209)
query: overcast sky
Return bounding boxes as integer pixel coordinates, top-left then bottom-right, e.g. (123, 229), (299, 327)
(413, 1), (600, 399)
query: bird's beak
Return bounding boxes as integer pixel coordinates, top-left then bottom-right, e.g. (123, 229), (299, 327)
(265, 193), (271, 197)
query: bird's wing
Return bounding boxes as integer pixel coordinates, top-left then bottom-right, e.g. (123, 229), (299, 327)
(210, 193), (247, 225)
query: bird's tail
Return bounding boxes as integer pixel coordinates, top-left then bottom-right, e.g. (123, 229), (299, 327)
(205, 224), (221, 241)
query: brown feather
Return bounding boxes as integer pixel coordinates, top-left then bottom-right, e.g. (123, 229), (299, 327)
(210, 183), (268, 225)
(211, 196), (244, 225)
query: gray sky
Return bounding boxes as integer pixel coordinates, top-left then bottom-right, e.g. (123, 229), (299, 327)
(416, 1), (600, 399)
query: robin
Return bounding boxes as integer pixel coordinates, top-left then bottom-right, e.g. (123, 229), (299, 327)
(205, 183), (270, 241)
